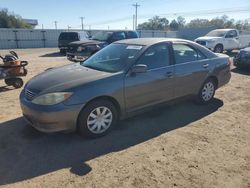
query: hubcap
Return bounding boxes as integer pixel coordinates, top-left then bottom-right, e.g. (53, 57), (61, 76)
(215, 46), (222, 53)
(87, 106), (113, 134)
(202, 82), (214, 101)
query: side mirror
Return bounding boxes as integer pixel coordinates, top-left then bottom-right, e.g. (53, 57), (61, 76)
(131, 64), (147, 73)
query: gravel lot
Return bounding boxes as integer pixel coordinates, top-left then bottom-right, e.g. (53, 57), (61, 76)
(0, 48), (249, 188)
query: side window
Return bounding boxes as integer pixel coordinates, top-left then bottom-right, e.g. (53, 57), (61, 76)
(111, 32), (126, 42)
(173, 44), (206, 64)
(136, 44), (170, 70)
(226, 30), (237, 38)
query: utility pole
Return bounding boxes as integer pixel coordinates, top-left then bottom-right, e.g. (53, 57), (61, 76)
(132, 3), (140, 30)
(133, 14), (135, 30)
(67, 25), (71, 31)
(54, 21), (57, 30)
(80, 17), (85, 30)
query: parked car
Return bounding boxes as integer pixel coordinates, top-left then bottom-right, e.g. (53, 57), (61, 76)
(58, 31), (89, 54)
(66, 30), (139, 62)
(195, 29), (250, 53)
(20, 38), (231, 138)
(234, 47), (250, 69)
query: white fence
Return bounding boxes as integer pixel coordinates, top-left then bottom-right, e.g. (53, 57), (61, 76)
(0, 28), (216, 49)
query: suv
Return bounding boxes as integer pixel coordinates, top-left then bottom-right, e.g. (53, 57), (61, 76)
(67, 30), (139, 62)
(58, 31), (89, 54)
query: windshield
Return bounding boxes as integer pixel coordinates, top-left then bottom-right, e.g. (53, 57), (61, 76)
(92, 31), (113, 41)
(206, 30), (226, 37)
(81, 43), (144, 73)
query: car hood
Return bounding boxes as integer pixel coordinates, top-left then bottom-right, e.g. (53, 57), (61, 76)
(26, 63), (112, 94)
(195, 36), (222, 41)
(69, 39), (105, 46)
(241, 47), (250, 52)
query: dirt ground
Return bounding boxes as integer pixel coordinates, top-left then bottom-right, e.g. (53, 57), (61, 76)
(0, 48), (249, 188)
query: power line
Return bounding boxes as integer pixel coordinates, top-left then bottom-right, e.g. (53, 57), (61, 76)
(84, 6), (250, 27)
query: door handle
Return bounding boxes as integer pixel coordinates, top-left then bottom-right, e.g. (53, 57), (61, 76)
(165, 71), (173, 78)
(203, 64), (209, 68)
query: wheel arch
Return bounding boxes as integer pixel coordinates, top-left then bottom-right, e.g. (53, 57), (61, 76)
(206, 76), (218, 89)
(77, 95), (121, 124)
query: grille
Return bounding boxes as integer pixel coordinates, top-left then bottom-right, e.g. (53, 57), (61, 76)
(68, 45), (78, 53)
(25, 89), (36, 101)
(196, 41), (206, 46)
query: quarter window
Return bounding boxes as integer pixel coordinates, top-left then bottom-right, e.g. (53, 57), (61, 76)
(136, 44), (170, 69)
(173, 44), (206, 64)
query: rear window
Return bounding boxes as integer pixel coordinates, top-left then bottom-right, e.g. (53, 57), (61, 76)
(126, 31), (139, 39)
(59, 32), (79, 40)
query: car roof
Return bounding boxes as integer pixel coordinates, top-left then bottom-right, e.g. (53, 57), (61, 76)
(115, 38), (191, 46)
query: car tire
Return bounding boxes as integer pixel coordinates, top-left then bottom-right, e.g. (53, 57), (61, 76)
(12, 78), (24, 88)
(4, 78), (23, 88)
(214, 44), (223, 53)
(196, 78), (216, 104)
(77, 99), (118, 138)
(4, 78), (13, 86)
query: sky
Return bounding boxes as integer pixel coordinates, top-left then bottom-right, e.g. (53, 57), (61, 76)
(0, 0), (249, 30)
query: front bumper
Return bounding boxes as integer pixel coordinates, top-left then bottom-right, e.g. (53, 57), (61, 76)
(234, 56), (250, 67)
(67, 52), (88, 62)
(195, 41), (215, 50)
(20, 90), (84, 133)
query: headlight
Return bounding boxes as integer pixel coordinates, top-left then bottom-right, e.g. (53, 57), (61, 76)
(32, 92), (73, 105)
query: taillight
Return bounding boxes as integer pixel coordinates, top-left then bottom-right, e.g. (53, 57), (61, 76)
(228, 58), (233, 66)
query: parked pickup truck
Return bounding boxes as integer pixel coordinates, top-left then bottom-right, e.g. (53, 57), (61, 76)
(66, 30), (139, 62)
(195, 29), (250, 53)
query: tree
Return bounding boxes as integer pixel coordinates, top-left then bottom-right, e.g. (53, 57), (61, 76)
(0, 8), (31, 28)
(138, 14), (249, 31)
(177, 16), (186, 28)
(169, 19), (179, 30)
(187, 19), (211, 28)
(138, 16), (169, 30)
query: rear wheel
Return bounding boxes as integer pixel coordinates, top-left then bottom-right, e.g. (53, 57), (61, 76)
(77, 99), (118, 138)
(214, 44), (223, 53)
(196, 79), (216, 104)
(4, 78), (23, 88)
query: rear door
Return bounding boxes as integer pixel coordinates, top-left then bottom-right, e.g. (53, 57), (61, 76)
(172, 43), (210, 98)
(124, 43), (175, 112)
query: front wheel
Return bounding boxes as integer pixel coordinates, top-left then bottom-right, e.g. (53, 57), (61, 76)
(12, 78), (24, 88)
(196, 79), (216, 104)
(214, 44), (223, 53)
(77, 99), (118, 138)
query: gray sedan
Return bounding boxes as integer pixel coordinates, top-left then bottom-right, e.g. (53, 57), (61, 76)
(20, 38), (231, 137)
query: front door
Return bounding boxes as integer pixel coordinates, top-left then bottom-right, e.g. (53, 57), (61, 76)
(224, 30), (239, 50)
(124, 43), (175, 112)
